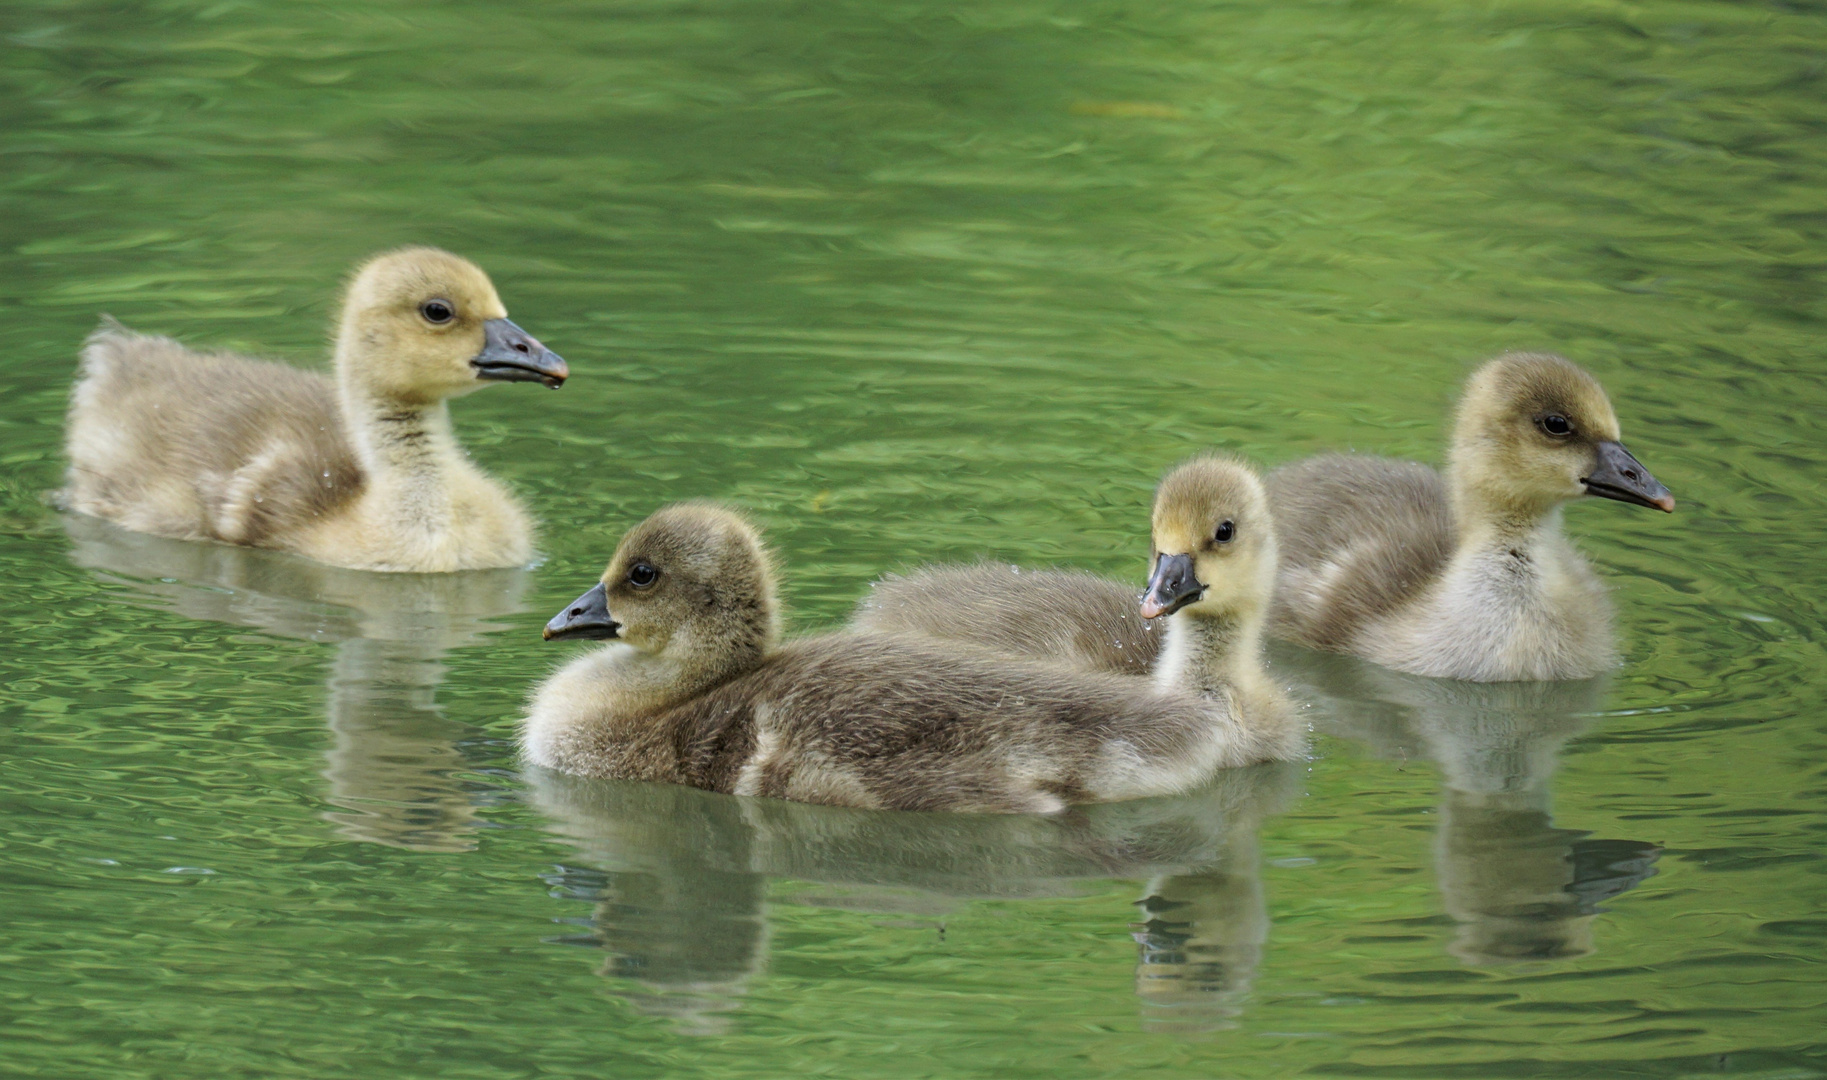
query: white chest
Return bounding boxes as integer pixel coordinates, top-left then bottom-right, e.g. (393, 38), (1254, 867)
(1366, 539), (1614, 681)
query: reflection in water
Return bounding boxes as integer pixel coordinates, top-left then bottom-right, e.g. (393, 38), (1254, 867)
(1276, 648), (1660, 965)
(1132, 864), (1270, 1035)
(64, 514), (529, 852)
(535, 783), (766, 1034)
(528, 763), (1301, 1034)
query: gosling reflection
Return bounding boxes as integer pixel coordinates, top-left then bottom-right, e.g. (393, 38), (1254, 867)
(318, 640), (490, 852)
(64, 513), (529, 852)
(1132, 862), (1269, 1033)
(527, 763), (1301, 1034)
(535, 782), (765, 1034)
(1279, 648), (1659, 964)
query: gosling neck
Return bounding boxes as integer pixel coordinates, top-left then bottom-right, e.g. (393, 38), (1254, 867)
(337, 364), (465, 532)
(1152, 603), (1269, 702)
(630, 617), (777, 710)
(1447, 460), (1566, 555)
(1449, 482), (1567, 565)
(339, 374), (455, 465)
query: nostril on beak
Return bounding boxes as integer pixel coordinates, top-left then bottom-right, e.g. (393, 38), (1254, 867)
(514, 341), (531, 354)
(569, 607), (582, 618)
(1624, 469), (1638, 480)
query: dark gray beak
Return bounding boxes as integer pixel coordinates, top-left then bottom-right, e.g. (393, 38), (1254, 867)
(1585, 441), (1674, 512)
(543, 582), (619, 641)
(473, 318), (568, 388)
(1139, 552), (1204, 621)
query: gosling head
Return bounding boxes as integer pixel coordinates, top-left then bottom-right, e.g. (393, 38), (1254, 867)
(1449, 352), (1673, 520)
(542, 503), (780, 674)
(335, 246), (567, 403)
(1140, 454), (1277, 622)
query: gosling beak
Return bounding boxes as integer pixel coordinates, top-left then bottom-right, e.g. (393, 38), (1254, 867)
(1585, 441), (1675, 513)
(473, 318), (568, 389)
(1139, 552), (1204, 620)
(543, 582), (619, 641)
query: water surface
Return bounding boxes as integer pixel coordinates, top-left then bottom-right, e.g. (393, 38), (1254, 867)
(2, 1), (1824, 1076)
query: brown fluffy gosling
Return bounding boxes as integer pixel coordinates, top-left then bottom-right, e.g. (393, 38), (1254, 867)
(851, 458), (1287, 723)
(61, 247), (567, 572)
(1267, 352), (1673, 681)
(522, 503), (1301, 814)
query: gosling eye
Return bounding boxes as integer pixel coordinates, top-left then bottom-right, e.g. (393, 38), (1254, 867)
(627, 563), (659, 588)
(1536, 413), (1574, 437)
(419, 298), (456, 325)
(1213, 520), (1236, 544)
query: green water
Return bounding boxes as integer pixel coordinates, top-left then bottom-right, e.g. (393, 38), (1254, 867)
(3, 0), (1824, 1075)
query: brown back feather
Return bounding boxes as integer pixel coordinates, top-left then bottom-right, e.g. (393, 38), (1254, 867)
(1265, 454), (1454, 648)
(66, 326), (364, 542)
(853, 563), (1161, 675)
(635, 633), (1239, 813)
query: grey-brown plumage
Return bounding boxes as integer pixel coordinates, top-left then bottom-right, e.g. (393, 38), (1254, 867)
(853, 563), (1160, 675)
(61, 247), (568, 572)
(565, 635), (1275, 811)
(1264, 454), (1454, 651)
(525, 504), (1301, 814)
(1264, 352), (1674, 681)
(65, 322), (366, 547)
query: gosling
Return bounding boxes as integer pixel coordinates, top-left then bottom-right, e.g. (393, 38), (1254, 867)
(61, 247), (568, 572)
(1138, 455), (1294, 730)
(853, 456), (1291, 728)
(1268, 351), (1673, 681)
(523, 503), (1301, 814)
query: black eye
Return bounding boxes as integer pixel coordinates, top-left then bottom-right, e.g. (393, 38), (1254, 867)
(627, 563), (659, 588)
(419, 299), (455, 324)
(1213, 520), (1235, 544)
(1538, 414), (1573, 437)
